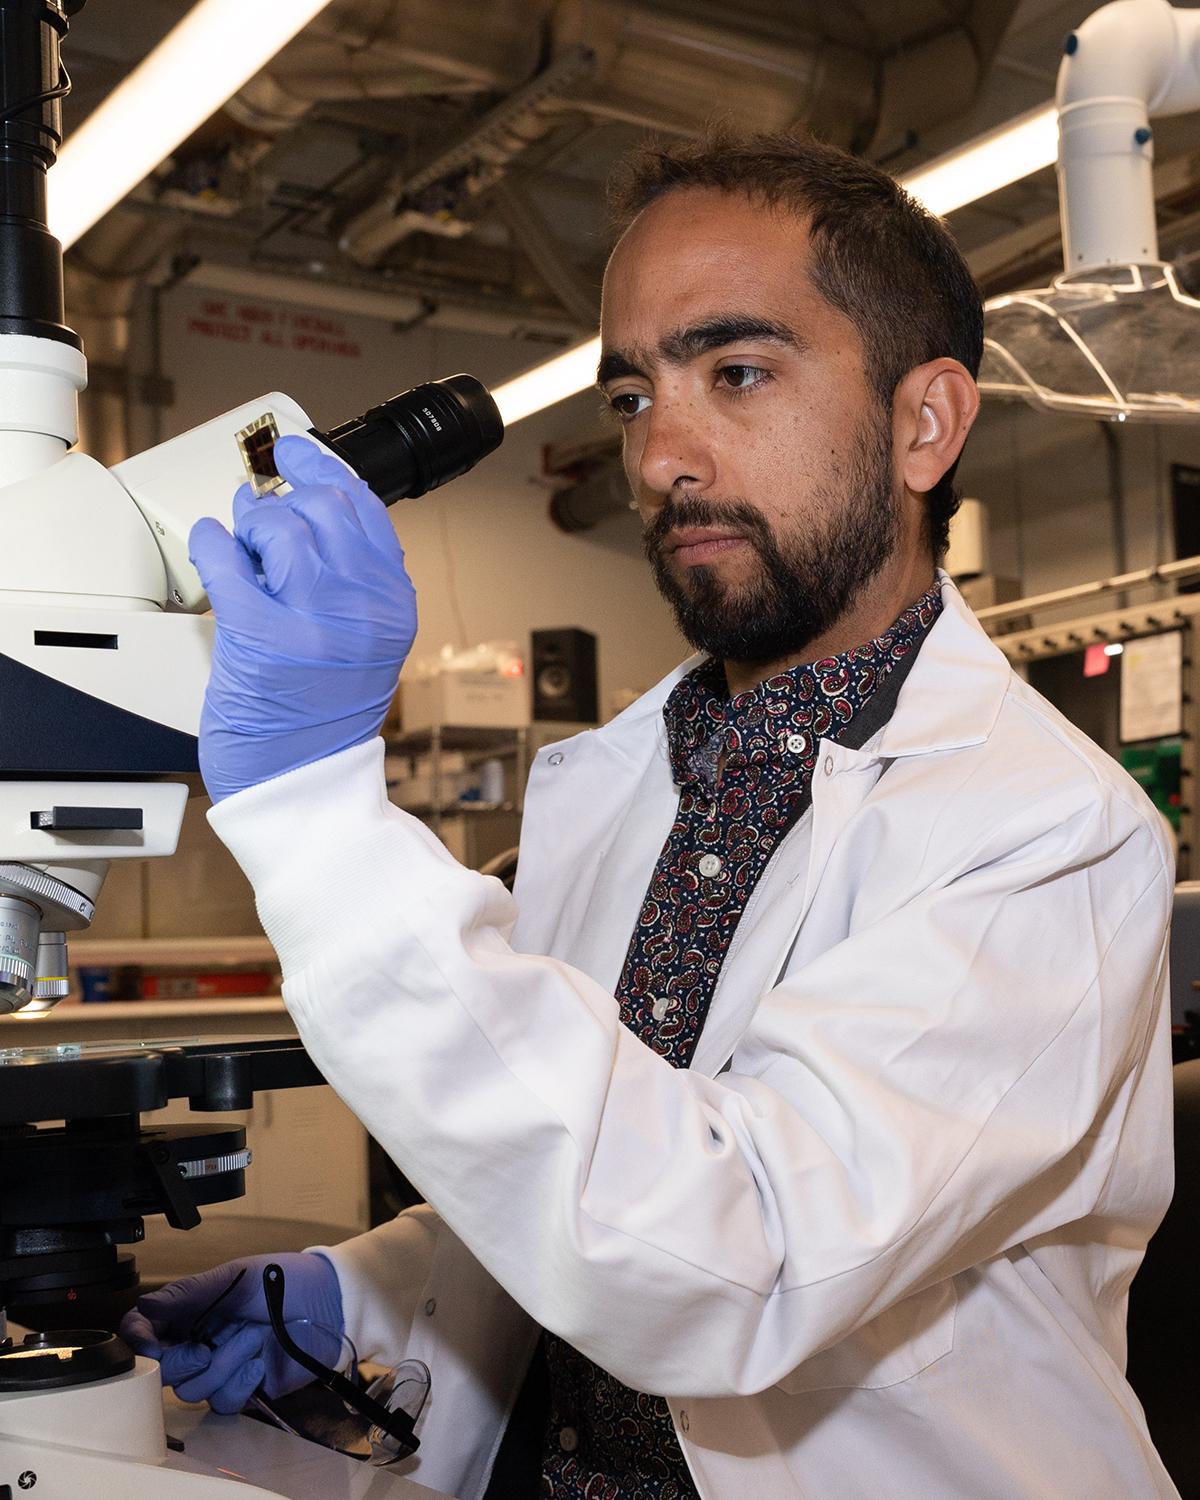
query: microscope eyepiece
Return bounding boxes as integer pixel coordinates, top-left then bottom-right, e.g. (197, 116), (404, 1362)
(311, 373), (503, 505)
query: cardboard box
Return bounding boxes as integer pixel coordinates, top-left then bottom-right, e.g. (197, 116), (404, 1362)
(401, 672), (529, 732)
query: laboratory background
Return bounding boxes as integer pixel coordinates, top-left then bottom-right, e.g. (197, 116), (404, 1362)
(0, 0), (1198, 1496)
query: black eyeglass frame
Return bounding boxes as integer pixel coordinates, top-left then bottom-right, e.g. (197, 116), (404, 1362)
(260, 1261), (421, 1461)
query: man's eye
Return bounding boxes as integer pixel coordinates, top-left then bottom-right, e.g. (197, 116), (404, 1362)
(718, 365), (769, 391)
(608, 391), (652, 420)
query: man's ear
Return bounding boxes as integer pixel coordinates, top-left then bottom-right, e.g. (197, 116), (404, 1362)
(895, 359), (979, 495)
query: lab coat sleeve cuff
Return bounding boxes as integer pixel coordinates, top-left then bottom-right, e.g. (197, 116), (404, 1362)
(306, 1206), (443, 1369)
(206, 737), (459, 977)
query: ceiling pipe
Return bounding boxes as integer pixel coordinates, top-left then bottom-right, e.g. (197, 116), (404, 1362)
(978, 0), (1200, 422)
(223, 0), (553, 157)
(338, 45), (595, 267)
(491, 180), (599, 325)
(1057, 0), (1200, 272)
(326, 0), (1022, 268)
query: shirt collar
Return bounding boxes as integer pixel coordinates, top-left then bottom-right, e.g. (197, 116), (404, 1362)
(662, 581), (943, 787)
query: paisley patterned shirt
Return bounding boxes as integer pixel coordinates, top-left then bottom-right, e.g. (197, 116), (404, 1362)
(540, 583), (944, 1499)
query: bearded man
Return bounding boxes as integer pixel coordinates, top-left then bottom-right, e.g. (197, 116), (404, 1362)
(124, 133), (1178, 1500)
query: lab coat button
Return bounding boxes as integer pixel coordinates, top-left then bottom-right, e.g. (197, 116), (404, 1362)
(823, 755), (834, 776)
(424, 1298), (437, 1316)
(558, 1426), (579, 1452)
(786, 733), (807, 755)
(698, 853), (723, 878)
(651, 996), (671, 1021)
(548, 752), (565, 766)
(679, 1409), (690, 1433)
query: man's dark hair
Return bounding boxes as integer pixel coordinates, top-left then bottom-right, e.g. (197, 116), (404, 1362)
(609, 130), (984, 560)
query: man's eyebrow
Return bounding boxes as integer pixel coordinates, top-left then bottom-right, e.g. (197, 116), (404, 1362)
(596, 349), (647, 385)
(659, 315), (806, 364)
(596, 317), (806, 386)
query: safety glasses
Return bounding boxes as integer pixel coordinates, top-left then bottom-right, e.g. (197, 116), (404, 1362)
(186, 1261), (429, 1466)
(260, 1262), (428, 1465)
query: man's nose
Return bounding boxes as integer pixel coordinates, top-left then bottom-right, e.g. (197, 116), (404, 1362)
(636, 401), (717, 498)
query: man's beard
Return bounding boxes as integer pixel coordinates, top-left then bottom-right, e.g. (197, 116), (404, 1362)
(642, 413), (900, 666)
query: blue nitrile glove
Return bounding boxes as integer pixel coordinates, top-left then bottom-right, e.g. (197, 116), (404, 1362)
(119, 1250), (344, 1414)
(189, 434), (417, 802)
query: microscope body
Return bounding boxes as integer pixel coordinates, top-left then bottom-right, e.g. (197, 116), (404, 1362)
(0, 345), (322, 1013)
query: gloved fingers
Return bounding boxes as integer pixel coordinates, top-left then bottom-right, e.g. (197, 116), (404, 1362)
(272, 483), (383, 579)
(189, 517), (265, 616)
(158, 1341), (214, 1391)
(273, 432), (357, 492)
(275, 433), (406, 566)
(173, 1322), (266, 1405)
(126, 1270), (229, 1341)
(211, 1317), (254, 1348)
(231, 498), (324, 607)
(119, 1306), (162, 1358)
(208, 1356), (267, 1415)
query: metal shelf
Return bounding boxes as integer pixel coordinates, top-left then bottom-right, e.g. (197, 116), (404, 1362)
(386, 725), (529, 836)
(68, 937), (277, 966)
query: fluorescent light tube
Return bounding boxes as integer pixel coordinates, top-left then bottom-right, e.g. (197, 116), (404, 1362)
(900, 102), (1057, 217)
(51, 0), (335, 250)
(491, 336), (602, 427)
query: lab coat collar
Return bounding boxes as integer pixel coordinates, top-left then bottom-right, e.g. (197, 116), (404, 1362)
(590, 572), (1010, 768)
(874, 573), (1010, 759)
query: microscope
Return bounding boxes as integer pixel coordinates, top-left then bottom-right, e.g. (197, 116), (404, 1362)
(0, 3), (502, 1494)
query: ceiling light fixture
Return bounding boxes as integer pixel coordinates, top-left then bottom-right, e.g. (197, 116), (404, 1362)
(899, 102), (1058, 218)
(491, 102), (1059, 426)
(491, 336), (603, 427)
(50, 0), (336, 250)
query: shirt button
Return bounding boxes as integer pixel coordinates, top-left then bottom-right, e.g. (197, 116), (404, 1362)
(559, 1426), (579, 1452)
(823, 754), (834, 776)
(697, 852), (723, 878)
(786, 733), (807, 755)
(651, 996), (671, 1021)
(548, 752), (564, 766)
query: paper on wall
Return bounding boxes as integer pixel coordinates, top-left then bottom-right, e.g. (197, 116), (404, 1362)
(1119, 631), (1183, 743)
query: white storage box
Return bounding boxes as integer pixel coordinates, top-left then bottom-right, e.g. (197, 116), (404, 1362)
(401, 672), (529, 731)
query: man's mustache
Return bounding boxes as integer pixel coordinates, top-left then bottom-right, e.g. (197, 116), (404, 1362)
(642, 495), (773, 560)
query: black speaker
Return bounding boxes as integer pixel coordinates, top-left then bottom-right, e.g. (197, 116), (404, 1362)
(531, 628), (598, 723)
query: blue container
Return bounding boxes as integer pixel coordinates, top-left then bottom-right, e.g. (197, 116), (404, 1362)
(77, 966), (112, 1003)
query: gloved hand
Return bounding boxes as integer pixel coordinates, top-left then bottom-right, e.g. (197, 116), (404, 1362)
(189, 434), (417, 803)
(119, 1250), (344, 1413)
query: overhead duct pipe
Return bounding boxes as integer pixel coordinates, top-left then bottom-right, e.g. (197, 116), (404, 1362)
(980, 0), (1200, 421)
(1057, 0), (1200, 272)
(336, 0), (1020, 270)
(339, 45), (596, 267)
(226, 0), (549, 120)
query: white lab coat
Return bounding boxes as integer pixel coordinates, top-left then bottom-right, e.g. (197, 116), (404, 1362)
(211, 576), (1179, 1500)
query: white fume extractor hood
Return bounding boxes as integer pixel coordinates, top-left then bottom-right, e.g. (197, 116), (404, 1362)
(978, 0), (1200, 421)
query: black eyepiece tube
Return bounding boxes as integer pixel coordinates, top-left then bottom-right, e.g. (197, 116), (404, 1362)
(0, 0), (80, 347)
(311, 374), (504, 505)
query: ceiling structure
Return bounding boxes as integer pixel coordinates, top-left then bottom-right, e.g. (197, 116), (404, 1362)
(56, 0), (1200, 345)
